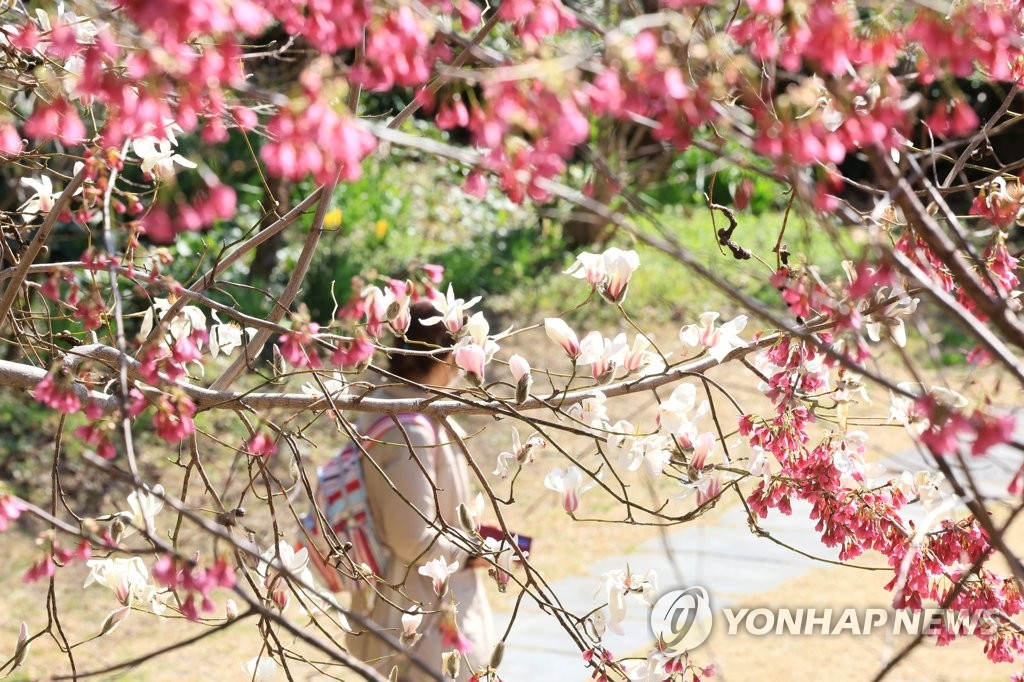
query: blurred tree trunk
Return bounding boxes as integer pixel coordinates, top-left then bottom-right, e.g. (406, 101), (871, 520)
(248, 176), (290, 283)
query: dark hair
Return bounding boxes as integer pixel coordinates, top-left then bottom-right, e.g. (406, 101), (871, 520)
(389, 300), (456, 379)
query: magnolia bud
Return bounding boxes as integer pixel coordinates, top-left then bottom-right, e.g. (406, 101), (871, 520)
(457, 503), (477, 535)
(508, 354), (530, 382)
(489, 640), (506, 669)
(388, 667), (399, 682)
(515, 375), (531, 404)
(272, 345), (287, 377)
(99, 606), (131, 635)
(225, 599), (239, 620)
(272, 586), (289, 611)
(13, 622), (29, 670)
(110, 515), (127, 544)
(441, 651), (461, 679)
(598, 365), (618, 385)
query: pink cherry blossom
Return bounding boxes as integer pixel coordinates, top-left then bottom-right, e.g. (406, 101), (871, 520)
(331, 336), (375, 368)
(34, 372), (81, 414)
(152, 394), (196, 444)
(0, 123), (24, 157)
(0, 495), (27, 532)
(247, 433), (277, 458)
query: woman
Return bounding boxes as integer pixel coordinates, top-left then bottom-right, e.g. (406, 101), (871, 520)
(343, 301), (495, 681)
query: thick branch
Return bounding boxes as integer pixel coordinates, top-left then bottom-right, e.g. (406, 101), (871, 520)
(0, 336), (768, 416)
(210, 179), (337, 390)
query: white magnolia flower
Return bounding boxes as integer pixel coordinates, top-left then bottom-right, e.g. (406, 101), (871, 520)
(569, 390), (609, 429)
(564, 251), (605, 284)
(494, 429), (546, 478)
(122, 484), (164, 538)
(545, 317), (581, 358)
(35, 3), (98, 45)
(458, 492), (486, 533)
(601, 567), (658, 635)
(508, 354), (531, 383)
(896, 470), (948, 513)
(607, 419), (638, 453)
(418, 556), (459, 595)
(747, 446), (773, 480)
(260, 542), (310, 579)
(84, 557), (168, 614)
(209, 313), (255, 357)
(20, 176), (58, 220)
(657, 384), (709, 444)
(402, 607), (423, 638)
(243, 656), (278, 682)
(600, 248), (640, 303)
(301, 372), (351, 400)
(888, 382), (967, 435)
(482, 536), (522, 591)
(422, 284), (481, 334)
(833, 372), (871, 405)
(692, 471), (724, 506)
(679, 312), (748, 362)
(577, 331), (628, 381)
(622, 334), (664, 374)
(133, 137), (197, 181)
(380, 286), (412, 334)
(865, 293), (918, 348)
(139, 297), (207, 346)
(544, 465), (600, 514)
(508, 353), (533, 401)
(452, 312), (504, 379)
(259, 542), (317, 612)
(622, 433), (673, 479)
(564, 248), (640, 303)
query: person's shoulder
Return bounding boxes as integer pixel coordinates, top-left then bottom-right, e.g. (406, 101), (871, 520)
(370, 413), (439, 446)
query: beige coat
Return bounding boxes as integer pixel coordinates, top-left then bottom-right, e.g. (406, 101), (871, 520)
(345, 386), (495, 681)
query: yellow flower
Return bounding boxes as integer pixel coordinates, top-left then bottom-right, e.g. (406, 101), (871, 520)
(374, 218), (388, 239)
(323, 208), (343, 230)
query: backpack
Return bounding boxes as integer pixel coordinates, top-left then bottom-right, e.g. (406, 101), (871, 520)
(301, 413), (436, 593)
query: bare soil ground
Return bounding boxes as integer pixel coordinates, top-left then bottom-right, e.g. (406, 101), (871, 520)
(0, 322), (1018, 681)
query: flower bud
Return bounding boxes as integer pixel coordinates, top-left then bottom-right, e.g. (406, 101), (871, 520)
(454, 344), (486, 385)
(13, 622), (29, 670)
(225, 599), (239, 620)
(441, 650), (461, 679)
(457, 503), (477, 535)
(272, 585), (289, 610)
(99, 605), (131, 635)
(508, 354), (530, 382)
(400, 607), (423, 647)
(489, 640), (505, 669)
(110, 515), (127, 544)
(596, 365), (617, 385)
(545, 318), (580, 359)
(515, 375), (531, 404)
